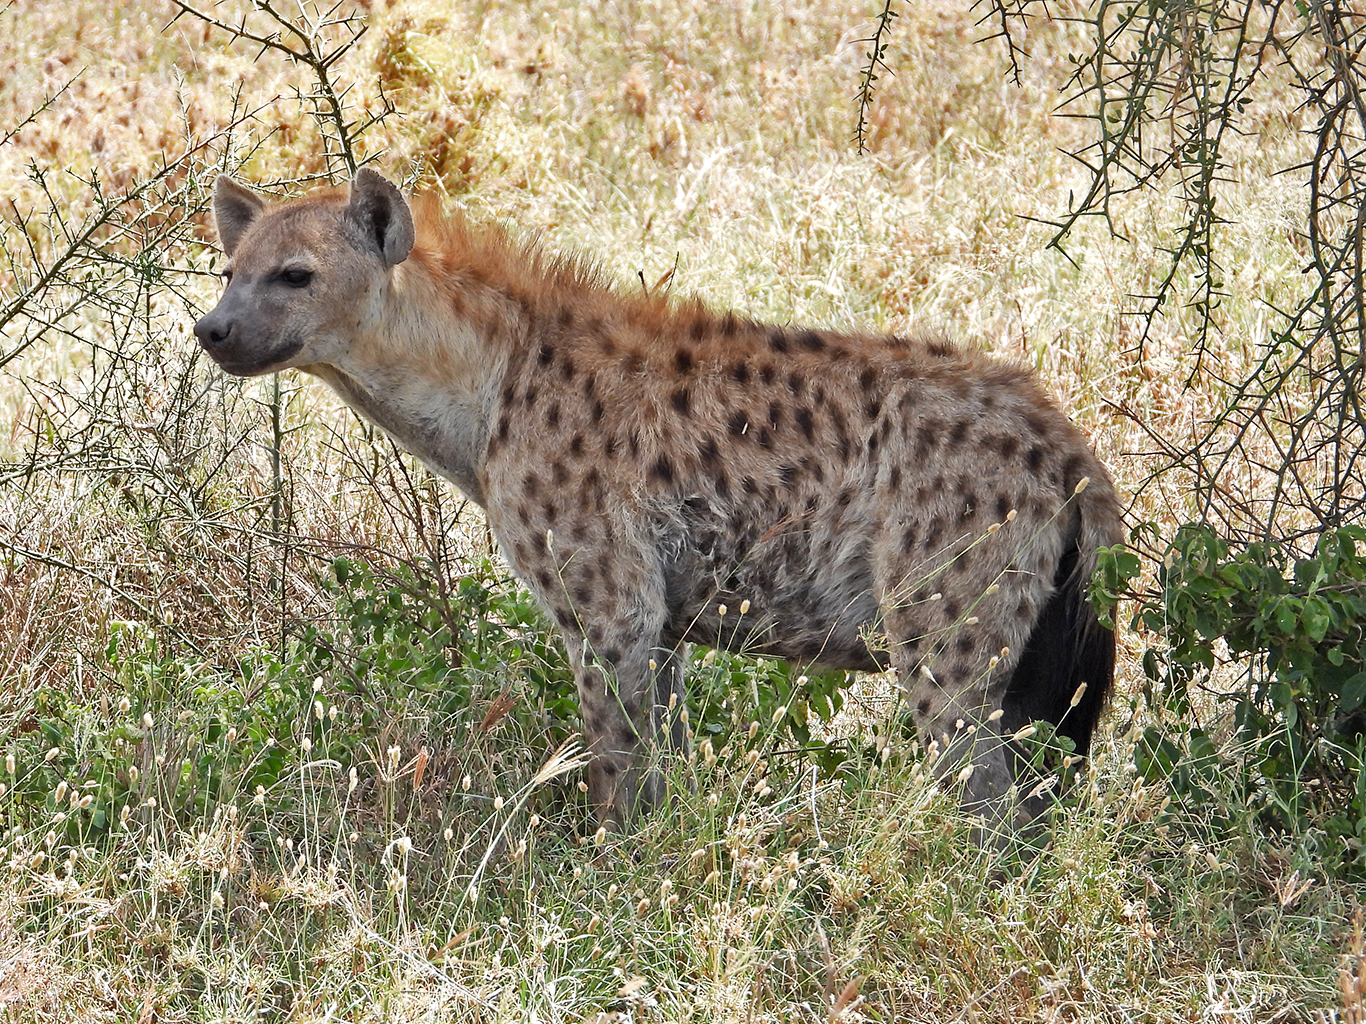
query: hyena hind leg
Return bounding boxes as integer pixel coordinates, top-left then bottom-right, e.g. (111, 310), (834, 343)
(891, 617), (1021, 848)
(908, 671), (1017, 846)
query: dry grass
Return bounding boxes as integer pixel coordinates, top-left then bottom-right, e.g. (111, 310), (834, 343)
(0, 1), (1359, 1021)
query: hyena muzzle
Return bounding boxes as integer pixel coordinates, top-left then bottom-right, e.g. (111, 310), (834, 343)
(194, 169), (1123, 841)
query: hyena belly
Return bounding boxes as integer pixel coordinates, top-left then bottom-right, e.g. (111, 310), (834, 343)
(662, 492), (886, 670)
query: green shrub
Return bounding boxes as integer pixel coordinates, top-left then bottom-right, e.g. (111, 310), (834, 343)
(1118, 524), (1366, 874)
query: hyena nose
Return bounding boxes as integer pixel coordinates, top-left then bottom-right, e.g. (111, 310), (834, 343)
(193, 313), (232, 351)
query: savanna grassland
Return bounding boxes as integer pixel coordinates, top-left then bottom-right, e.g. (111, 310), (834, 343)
(0, 1), (1361, 1020)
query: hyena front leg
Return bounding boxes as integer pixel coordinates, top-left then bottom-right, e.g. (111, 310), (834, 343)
(563, 632), (656, 829)
(565, 639), (689, 826)
(551, 568), (687, 828)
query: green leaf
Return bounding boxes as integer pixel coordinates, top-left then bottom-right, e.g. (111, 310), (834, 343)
(1340, 672), (1366, 714)
(1302, 597), (1333, 643)
(1275, 598), (1300, 635)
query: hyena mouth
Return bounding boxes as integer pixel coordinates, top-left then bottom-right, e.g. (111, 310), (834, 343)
(205, 339), (305, 377)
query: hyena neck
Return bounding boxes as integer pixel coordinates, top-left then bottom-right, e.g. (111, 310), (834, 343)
(305, 255), (522, 508)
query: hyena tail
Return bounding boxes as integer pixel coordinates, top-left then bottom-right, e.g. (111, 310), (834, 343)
(1001, 501), (1117, 758)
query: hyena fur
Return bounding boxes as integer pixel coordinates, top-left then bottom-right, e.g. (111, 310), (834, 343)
(194, 169), (1123, 840)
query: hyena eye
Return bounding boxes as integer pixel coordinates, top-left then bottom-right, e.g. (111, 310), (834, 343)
(278, 268), (313, 289)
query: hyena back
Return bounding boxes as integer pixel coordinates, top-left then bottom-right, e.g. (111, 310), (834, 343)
(195, 169), (1122, 839)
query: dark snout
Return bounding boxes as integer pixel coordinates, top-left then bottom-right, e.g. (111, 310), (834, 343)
(193, 303), (236, 362)
(193, 292), (303, 376)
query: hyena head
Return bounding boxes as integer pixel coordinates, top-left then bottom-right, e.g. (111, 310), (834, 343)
(194, 168), (415, 376)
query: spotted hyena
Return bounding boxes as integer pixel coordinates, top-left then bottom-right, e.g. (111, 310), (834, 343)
(194, 169), (1122, 838)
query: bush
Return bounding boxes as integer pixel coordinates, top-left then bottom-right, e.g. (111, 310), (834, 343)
(1120, 525), (1366, 874)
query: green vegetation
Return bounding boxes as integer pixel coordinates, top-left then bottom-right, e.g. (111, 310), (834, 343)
(1, 1), (1363, 1020)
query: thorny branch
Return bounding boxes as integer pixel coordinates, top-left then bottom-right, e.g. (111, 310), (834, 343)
(167, 0), (392, 177)
(854, 0), (898, 154)
(964, 2), (1366, 546)
(1, 2), (395, 660)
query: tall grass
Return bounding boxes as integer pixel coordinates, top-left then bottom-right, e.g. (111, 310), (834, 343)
(0, 1), (1359, 1020)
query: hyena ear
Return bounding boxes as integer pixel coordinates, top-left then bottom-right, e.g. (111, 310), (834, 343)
(213, 175), (266, 257)
(346, 167), (415, 267)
